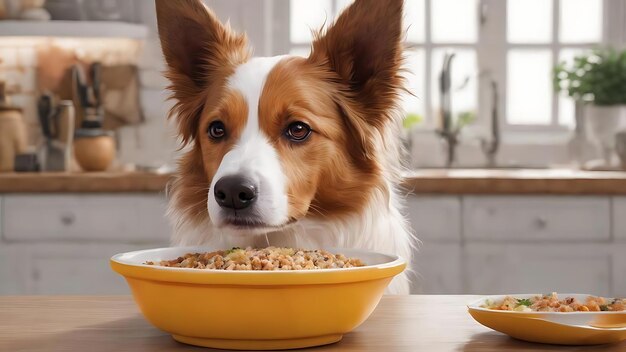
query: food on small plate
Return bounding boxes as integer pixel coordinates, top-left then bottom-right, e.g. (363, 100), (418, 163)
(482, 292), (626, 312)
(145, 246), (366, 270)
(468, 294), (626, 345)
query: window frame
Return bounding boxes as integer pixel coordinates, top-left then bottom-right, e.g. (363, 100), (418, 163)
(495, 0), (609, 133)
(275, 0), (622, 136)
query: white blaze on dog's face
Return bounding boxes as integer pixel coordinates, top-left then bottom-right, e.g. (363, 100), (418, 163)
(206, 56), (290, 230)
(156, 0), (405, 234)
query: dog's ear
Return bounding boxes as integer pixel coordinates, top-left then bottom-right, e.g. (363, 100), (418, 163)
(156, 0), (249, 144)
(309, 0), (404, 128)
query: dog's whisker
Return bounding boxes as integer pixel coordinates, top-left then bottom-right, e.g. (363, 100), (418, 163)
(264, 232), (271, 247)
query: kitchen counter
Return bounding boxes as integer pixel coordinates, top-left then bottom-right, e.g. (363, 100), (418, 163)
(1, 169), (626, 194)
(402, 168), (626, 195)
(0, 171), (171, 193)
(3, 295), (622, 351)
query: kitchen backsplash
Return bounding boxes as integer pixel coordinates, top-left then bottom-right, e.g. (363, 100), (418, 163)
(0, 3), (179, 167)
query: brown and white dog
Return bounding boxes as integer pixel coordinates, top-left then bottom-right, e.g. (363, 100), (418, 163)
(155, 0), (416, 294)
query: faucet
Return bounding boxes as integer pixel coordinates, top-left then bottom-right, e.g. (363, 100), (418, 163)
(480, 80), (500, 167)
(437, 52), (458, 167)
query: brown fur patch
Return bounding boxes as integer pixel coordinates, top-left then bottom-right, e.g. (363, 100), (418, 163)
(156, 0), (250, 144)
(259, 57), (382, 220)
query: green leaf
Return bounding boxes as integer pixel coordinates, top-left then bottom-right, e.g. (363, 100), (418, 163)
(225, 247), (242, 255)
(553, 47), (626, 105)
(403, 113), (423, 129)
(516, 298), (532, 307)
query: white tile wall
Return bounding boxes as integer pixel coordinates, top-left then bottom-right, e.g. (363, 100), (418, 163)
(16, 47), (36, 67)
(0, 47), (17, 67)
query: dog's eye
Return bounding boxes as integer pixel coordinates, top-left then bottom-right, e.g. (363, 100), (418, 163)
(285, 121), (312, 142)
(208, 121), (226, 140)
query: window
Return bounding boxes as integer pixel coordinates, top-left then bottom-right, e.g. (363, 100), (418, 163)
(283, 0), (610, 131)
(505, 0), (604, 129)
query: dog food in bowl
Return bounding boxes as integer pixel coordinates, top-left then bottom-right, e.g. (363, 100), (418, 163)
(482, 292), (626, 312)
(111, 246), (405, 350)
(145, 246), (366, 270)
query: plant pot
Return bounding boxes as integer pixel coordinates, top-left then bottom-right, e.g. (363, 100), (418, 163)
(615, 131), (626, 169)
(585, 104), (626, 165)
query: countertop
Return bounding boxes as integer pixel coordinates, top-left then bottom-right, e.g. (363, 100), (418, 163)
(0, 171), (171, 193)
(402, 168), (626, 195)
(2, 169), (626, 194)
(3, 295), (622, 351)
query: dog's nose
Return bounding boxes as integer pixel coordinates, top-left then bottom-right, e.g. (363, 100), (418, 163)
(214, 175), (258, 210)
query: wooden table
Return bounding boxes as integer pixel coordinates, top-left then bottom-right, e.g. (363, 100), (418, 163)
(1, 296), (623, 351)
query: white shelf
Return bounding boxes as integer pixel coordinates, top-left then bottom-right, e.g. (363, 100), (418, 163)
(0, 20), (148, 39)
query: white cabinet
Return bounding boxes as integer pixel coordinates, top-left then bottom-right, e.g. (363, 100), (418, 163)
(464, 244), (612, 296)
(26, 244), (149, 295)
(408, 195), (620, 296)
(2, 192), (621, 295)
(0, 244), (29, 295)
(406, 196), (461, 241)
(612, 197), (626, 241)
(463, 196), (610, 242)
(411, 244), (463, 294)
(0, 193), (170, 295)
(2, 194), (170, 243)
(613, 246), (626, 296)
(406, 196), (463, 294)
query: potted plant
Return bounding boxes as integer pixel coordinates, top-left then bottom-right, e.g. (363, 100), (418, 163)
(554, 48), (626, 164)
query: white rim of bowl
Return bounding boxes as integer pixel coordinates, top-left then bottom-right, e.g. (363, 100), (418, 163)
(111, 246), (406, 275)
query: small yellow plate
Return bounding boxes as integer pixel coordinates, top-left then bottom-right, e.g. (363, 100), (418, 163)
(468, 294), (626, 345)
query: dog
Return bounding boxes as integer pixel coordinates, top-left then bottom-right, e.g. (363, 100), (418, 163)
(155, 0), (416, 294)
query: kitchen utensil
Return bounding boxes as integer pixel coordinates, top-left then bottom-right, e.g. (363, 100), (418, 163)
(37, 93), (53, 140)
(468, 294), (626, 345)
(72, 63), (104, 129)
(111, 247), (406, 350)
(45, 101), (75, 171)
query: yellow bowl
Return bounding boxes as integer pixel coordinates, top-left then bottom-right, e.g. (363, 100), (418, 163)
(468, 294), (626, 345)
(110, 247), (405, 350)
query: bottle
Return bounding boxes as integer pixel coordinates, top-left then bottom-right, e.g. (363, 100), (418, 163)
(0, 81), (28, 172)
